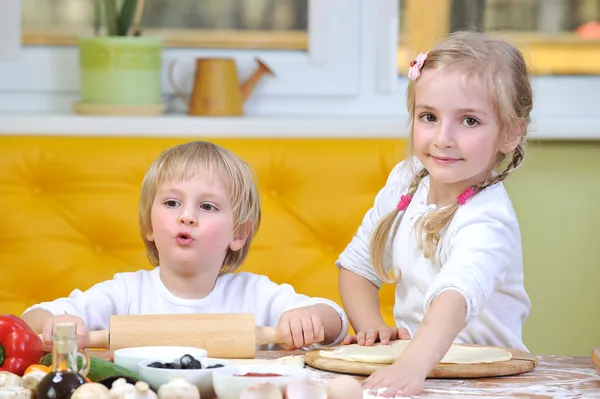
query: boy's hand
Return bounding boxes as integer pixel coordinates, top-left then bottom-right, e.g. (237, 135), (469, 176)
(278, 305), (325, 350)
(42, 315), (88, 350)
(343, 326), (410, 346)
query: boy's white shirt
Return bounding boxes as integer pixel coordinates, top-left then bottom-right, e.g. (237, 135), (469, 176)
(337, 158), (531, 351)
(23, 269), (349, 349)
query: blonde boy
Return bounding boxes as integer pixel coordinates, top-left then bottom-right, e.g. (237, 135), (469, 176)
(23, 141), (348, 350)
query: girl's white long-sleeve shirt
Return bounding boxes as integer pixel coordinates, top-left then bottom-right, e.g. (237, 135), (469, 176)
(337, 159), (531, 350)
(23, 268), (349, 348)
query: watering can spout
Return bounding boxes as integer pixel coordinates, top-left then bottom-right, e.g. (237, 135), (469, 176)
(241, 58), (275, 102)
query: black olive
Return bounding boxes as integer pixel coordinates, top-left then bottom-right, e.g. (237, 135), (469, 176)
(148, 362), (165, 369)
(164, 362), (180, 369)
(206, 364), (224, 369)
(180, 354), (195, 367)
(189, 359), (202, 369)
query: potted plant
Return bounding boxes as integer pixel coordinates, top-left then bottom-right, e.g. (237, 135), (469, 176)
(75, 0), (164, 115)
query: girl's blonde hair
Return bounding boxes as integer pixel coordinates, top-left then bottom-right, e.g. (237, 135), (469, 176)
(372, 31), (533, 283)
(138, 141), (261, 274)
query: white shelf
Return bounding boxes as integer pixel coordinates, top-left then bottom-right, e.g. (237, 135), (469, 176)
(0, 113), (599, 139)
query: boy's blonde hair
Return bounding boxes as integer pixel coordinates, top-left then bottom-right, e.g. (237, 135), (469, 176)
(138, 141), (261, 274)
(372, 31), (533, 283)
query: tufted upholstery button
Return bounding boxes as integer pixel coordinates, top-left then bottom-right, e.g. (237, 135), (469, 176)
(0, 136), (405, 330)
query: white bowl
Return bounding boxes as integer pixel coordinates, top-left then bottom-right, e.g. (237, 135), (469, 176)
(138, 357), (234, 399)
(113, 346), (208, 373)
(212, 365), (309, 399)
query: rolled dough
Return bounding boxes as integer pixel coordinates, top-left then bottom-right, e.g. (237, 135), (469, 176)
(319, 340), (512, 364)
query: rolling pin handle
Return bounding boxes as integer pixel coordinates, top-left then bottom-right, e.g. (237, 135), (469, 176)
(87, 330), (110, 349)
(255, 327), (285, 346)
(36, 329), (110, 350)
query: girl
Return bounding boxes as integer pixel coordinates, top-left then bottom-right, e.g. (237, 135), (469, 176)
(337, 31), (533, 396)
(22, 141), (348, 352)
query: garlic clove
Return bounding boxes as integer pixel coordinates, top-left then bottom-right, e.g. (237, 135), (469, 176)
(157, 376), (199, 399)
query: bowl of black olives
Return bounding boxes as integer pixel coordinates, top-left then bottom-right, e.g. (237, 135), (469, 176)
(138, 354), (233, 398)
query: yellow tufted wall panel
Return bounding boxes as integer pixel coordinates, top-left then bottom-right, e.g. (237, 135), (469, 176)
(0, 136), (407, 329)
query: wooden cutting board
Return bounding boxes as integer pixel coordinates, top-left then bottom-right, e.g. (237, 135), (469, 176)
(305, 345), (537, 379)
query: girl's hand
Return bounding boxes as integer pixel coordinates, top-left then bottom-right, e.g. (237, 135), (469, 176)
(42, 314), (88, 350)
(362, 353), (428, 397)
(278, 305), (325, 350)
(343, 326), (410, 346)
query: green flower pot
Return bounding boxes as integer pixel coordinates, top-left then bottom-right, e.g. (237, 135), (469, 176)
(78, 36), (162, 106)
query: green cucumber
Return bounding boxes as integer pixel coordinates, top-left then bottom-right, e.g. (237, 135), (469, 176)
(40, 353), (141, 382)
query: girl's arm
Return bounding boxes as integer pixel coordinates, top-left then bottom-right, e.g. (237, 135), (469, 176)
(338, 267), (386, 332)
(399, 290), (467, 370)
(362, 290), (466, 396)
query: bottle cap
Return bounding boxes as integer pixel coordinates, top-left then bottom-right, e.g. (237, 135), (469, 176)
(53, 322), (77, 354)
(54, 322), (76, 338)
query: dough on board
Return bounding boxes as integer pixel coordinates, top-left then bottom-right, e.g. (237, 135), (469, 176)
(319, 340), (512, 364)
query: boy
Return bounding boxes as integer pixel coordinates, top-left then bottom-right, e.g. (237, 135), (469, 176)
(22, 141), (348, 351)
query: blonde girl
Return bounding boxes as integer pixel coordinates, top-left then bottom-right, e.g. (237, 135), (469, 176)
(337, 31), (533, 396)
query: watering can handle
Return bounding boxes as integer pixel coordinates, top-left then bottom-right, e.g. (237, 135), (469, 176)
(168, 58), (190, 107)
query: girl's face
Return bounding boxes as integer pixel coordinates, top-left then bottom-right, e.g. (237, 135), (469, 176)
(412, 67), (518, 199)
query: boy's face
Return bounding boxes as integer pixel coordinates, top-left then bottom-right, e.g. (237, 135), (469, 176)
(146, 173), (246, 275)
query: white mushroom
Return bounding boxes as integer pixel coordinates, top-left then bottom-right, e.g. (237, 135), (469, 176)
(71, 382), (111, 399)
(0, 372), (22, 388)
(157, 376), (200, 399)
(239, 383), (282, 399)
(0, 387), (32, 399)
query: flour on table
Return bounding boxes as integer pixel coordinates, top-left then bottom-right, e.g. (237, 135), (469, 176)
(319, 340), (512, 364)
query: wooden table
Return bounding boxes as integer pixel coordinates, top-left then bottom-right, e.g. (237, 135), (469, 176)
(256, 351), (600, 398)
(93, 350), (600, 398)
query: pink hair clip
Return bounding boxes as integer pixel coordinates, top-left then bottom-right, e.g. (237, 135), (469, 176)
(408, 52), (428, 81)
(396, 194), (413, 211)
(457, 187), (475, 205)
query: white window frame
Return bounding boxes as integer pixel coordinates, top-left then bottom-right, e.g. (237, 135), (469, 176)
(0, 0), (402, 116)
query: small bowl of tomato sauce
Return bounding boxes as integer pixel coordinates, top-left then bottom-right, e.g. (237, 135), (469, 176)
(212, 365), (309, 399)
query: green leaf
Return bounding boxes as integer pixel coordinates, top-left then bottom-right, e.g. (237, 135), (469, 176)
(103, 0), (118, 36)
(0, 346), (4, 366)
(117, 0), (138, 36)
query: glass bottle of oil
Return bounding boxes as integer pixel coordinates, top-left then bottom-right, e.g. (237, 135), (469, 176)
(36, 322), (89, 399)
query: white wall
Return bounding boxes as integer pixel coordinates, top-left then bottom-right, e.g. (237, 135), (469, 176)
(0, 0), (600, 139)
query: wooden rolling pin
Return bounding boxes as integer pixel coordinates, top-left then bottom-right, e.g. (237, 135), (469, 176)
(592, 347), (600, 373)
(41, 313), (325, 359)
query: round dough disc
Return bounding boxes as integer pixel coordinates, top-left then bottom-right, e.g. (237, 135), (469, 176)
(319, 340), (512, 364)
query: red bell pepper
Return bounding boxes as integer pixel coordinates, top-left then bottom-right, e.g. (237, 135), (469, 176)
(0, 314), (44, 376)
